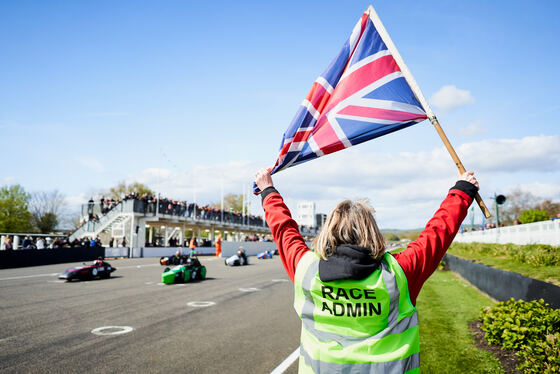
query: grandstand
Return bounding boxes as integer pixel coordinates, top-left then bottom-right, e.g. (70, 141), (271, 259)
(70, 196), (319, 250)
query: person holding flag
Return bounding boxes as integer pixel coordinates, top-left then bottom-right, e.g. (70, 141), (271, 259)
(255, 168), (479, 372)
(254, 4), (487, 373)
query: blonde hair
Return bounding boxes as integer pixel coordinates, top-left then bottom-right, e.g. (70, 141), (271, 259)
(312, 199), (385, 261)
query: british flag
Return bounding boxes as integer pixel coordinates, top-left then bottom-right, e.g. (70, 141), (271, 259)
(259, 6), (429, 191)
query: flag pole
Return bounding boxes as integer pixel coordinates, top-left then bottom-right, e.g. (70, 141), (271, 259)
(365, 5), (491, 218)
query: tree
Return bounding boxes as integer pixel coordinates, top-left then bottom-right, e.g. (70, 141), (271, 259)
(108, 181), (153, 200)
(519, 209), (549, 224)
(212, 193), (244, 212)
(29, 190), (66, 233)
(499, 188), (540, 225)
(0, 185), (33, 232)
(535, 200), (560, 220)
(36, 212), (58, 233)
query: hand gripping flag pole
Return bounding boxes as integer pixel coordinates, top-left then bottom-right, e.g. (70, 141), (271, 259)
(365, 5), (491, 218)
(255, 4), (491, 219)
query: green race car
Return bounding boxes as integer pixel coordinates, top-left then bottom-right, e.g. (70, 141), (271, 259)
(161, 256), (207, 284)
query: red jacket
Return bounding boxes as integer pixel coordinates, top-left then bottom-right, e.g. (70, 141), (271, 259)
(262, 184), (474, 305)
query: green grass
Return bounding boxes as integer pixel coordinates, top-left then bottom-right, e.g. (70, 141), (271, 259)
(448, 242), (560, 286)
(417, 270), (504, 373)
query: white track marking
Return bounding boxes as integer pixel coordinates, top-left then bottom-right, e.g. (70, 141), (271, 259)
(239, 287), (260, 292)
(270, 347), (300, 374)
(271, 279), (289, 282)
(145, 281), (154, 285)
(187, 301), (215, 307)
(117, 264), (160, 270)
(91, 326), (133, 336)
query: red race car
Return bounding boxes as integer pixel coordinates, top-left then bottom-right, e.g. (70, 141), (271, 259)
(59, 258), (116, 281)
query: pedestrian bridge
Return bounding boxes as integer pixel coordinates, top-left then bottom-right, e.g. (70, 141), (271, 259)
(70, 199), (319, 248)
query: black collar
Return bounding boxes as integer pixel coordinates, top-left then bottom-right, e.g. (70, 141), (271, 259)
(318, 244), (381, 282)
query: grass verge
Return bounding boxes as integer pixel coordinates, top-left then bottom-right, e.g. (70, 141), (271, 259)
(448, 242), (560, 286)
(417, 270), (504, 373)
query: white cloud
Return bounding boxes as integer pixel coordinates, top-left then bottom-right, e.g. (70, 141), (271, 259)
(506, 182), (560, 200)
(122, 135), (559, 229)
(457, 135), (560, 173)
(2, 176), (16, 184)
(430, 85), (475, 110)
(459, 121), (487, 137)
(78, 158), (105, 173)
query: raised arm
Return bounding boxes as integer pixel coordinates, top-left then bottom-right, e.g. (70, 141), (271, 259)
(255, 169), (310, 282)
(393, 171), (479, 305)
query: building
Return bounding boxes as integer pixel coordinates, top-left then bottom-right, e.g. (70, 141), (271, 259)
(315, 213), (327, 228)
(296, 201), (316, 227)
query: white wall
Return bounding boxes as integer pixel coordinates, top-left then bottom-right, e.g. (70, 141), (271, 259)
(454, 219), (560, 246)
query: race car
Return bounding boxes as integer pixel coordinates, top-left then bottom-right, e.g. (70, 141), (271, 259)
(59, 259), (116, 281)
(160, 254), (187, 266)
(160, 250), (199, 266)
(161, 256), (206, 284)
(225, 249), (248, 266)
(257, 250), (274, 259)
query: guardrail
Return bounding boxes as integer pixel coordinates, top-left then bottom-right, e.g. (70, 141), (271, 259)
(455, 219), (560, 246)
(443, 254), (560, 309)
(0, 247), (105, 269)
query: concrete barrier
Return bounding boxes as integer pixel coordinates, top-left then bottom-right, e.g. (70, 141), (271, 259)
(126, 242), (282, 259)
(105, 247), (130, 258)
(443, 254), (560, 309)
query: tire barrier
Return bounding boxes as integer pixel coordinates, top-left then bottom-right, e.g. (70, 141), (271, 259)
(0, 247), (105, 269)
(443, 254), (560, 309)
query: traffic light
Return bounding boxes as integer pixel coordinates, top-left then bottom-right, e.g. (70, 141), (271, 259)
(495, 194), (506, 205)
(494, 194), (506, 226)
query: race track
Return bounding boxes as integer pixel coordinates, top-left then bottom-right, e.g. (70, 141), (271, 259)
(0, 256), (300, 374)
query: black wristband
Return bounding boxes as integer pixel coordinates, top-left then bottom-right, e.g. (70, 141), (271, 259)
(450, 180), (478, 199)
(261, 187), (279, 204)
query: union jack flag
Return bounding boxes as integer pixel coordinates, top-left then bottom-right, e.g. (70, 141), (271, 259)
(255, 6), (430, 193)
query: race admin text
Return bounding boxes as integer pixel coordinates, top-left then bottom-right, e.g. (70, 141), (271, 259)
(320, 286), (382, 317)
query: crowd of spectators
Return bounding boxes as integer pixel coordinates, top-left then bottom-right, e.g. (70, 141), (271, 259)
(0, 235), (103, 250)
(82, 192), (266, 227)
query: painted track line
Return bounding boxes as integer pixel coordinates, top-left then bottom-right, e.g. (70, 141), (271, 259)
(270, 347), (299, 374)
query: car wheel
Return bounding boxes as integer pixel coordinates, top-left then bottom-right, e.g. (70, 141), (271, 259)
(199, 266), (206, 279)
(92, 268), (98, 277)
(184, 270), (191, 282)
(224, 259), (228, 266)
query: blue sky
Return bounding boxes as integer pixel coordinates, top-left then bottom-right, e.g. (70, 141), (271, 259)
(1, 1), (559, 228)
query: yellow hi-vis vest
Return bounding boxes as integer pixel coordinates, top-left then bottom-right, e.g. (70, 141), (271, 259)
(293, 251), (420, 373)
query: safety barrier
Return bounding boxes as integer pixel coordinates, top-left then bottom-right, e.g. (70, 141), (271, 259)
(454, 219), (560, 246)
(0, 247), (105, 269)
(443, 254), (560, 309)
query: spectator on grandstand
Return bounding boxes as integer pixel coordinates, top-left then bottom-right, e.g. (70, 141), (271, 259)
(255, 168), (479, 372)
(22, 236), (33, 249)
(121, 237), (127, 247)
(3, 235), (13, 250)
(36, 237), (45, 249)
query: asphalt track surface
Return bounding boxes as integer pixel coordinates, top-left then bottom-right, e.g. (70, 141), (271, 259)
(0, 256), (301, 374)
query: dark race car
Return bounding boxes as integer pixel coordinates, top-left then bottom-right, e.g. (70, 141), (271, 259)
(59, 259), (116, 281)
(160, 250), (198, 266)
(161, 255), (206, 284)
